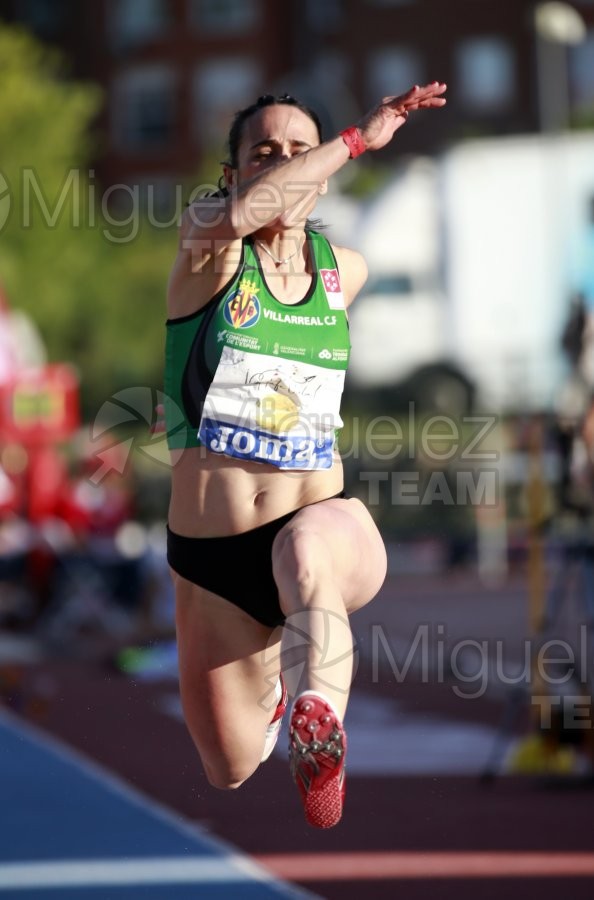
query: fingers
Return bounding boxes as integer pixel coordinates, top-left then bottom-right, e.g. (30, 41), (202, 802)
(407, 81), (447, 99)
(416, 97), (447, 109)
(383, 81), (447, 113)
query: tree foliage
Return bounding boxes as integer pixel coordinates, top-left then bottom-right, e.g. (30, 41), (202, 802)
(0, 24), (177, 419)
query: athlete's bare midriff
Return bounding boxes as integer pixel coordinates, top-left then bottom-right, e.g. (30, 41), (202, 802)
(168, 446), (344, 537)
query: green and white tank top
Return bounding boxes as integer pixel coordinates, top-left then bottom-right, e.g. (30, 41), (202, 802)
(164, 230), (350, 470)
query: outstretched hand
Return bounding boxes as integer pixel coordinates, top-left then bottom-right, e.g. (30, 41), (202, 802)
(357, 82), (447, 152)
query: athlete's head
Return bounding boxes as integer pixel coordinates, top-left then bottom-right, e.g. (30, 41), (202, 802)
(226, 94), (323, 171)
(219, 95), (326, 228)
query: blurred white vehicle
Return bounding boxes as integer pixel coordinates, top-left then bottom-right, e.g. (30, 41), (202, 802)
(348, 134), (594, 413)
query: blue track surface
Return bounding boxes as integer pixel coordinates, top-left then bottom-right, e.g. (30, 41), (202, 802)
(0, 711), (315, 898)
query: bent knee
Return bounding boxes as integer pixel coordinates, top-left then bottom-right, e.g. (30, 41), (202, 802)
(202, 757), (257, 791)
(272, 526), (331, 598)
(207, 774), (247, 791)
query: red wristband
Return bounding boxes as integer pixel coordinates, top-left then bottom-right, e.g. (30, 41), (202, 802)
(340, 126), (366, 159)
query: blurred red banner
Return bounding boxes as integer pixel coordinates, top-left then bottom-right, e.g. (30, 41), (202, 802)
(0, 364), (80, 444)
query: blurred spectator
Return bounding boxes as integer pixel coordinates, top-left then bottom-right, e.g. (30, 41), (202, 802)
(554, 293), (594, 516)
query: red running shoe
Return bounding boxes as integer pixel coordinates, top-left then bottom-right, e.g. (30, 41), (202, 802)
(289, 692), (346, 829)
(261, 674), (288, 762)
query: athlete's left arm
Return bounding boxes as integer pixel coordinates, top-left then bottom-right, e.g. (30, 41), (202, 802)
(332, 246), (369, 308)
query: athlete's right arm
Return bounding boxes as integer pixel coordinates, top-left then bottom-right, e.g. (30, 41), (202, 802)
(167, 203), (242, 319)
(168, 82), (446, 316)
(194, 83), (445, 248)
(167, 129), (353, 318)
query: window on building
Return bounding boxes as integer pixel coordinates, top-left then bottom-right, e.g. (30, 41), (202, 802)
(108, 0), (172, 49)
(112, 66), (177, 152)
(366, 0), (415, 6)
(455, 36), (515, 112)
(570, 29), (594, 113)
(188, 0), (260, 34)
(132, 176), (180, 219)
(15, 0), (65, 37)
(367, 47), (424, 104)
(306, 0), (343, 31)
(311, 52), (350, 87)
(193, 59), (261, 151)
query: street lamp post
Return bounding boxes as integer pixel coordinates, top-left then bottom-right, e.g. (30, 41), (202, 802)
(534, 1), (587, 132)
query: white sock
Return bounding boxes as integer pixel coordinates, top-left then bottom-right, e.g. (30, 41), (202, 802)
(274, 676), (283, 705)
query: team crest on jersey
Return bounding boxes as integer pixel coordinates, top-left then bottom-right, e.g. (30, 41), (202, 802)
(224, 279), (261, 329)
(320, 268), (345, 310)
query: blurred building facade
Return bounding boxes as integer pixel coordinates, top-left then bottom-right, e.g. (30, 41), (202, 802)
(1, 0), (594, 194)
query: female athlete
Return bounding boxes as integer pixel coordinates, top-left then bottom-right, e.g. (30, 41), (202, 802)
(164, 82), (447, 828)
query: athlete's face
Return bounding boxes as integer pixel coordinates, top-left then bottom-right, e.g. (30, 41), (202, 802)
(234, 104), (321, 180)
(225, 103), (327, 231)
(224, 105), (325, 225)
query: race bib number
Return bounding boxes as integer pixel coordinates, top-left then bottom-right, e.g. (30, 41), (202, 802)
(197, 347), (344, 470)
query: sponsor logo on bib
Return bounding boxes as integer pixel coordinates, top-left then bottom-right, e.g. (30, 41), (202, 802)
(199, 418), (334, 470)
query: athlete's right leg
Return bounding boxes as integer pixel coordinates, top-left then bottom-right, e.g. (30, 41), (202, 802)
(173, 571), (282, 790)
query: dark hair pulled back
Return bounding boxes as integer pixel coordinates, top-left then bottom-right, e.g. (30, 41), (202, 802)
(226, 93), (323, 168)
